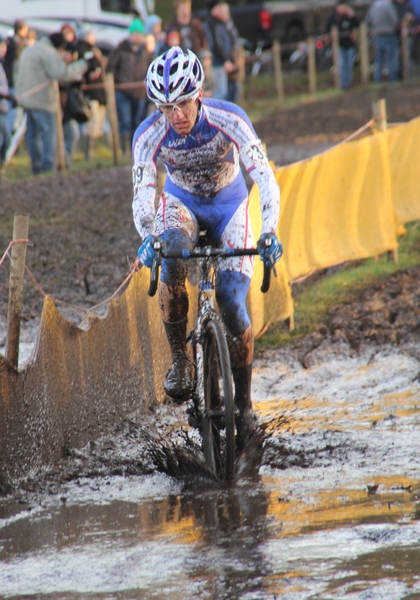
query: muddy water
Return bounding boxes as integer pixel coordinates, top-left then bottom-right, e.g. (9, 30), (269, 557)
(1, 347), (420, 599)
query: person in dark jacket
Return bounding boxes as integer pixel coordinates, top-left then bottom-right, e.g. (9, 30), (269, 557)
(325, 1), (360, 89)
(76, 27), (107, 159)
(59, 23), (81, 167)
(204, 1), (239, 100)
(106, 18), (153, 155)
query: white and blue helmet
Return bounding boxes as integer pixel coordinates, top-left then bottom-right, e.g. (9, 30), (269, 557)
(146, 46), (205, 104)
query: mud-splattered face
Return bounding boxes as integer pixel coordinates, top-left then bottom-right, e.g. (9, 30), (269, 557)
(158, 90), (202, 137)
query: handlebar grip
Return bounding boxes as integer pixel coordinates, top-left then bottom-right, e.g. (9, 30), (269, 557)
(261, 263), (271, 293)
(147, 258), (160, 297)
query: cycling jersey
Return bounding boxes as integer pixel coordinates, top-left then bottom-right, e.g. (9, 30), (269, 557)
(132, 98), (280, 242)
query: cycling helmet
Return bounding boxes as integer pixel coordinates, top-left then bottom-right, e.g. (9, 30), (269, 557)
(146, 46), (205, 104)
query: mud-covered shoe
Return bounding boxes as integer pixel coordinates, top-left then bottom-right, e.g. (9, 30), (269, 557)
(164, 355), (194, 402)
(236, 408), (258, 451)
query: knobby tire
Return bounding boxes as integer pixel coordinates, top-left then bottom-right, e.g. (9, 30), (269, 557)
(201, 319), (235, 481)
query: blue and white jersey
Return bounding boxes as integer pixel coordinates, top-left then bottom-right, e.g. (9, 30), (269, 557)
(132, 98), (280, 240)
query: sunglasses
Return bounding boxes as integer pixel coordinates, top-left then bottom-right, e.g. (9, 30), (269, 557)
(156, 97), (197, 115)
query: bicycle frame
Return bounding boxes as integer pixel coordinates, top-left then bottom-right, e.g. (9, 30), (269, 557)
(147, 239), (273, 479)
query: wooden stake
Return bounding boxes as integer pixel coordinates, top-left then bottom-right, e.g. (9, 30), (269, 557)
(105, 73), (120, 166)
(371, 100), (397, 263)
(308, 37), (317, 95)
(53, 80), (66, 172)
(359, 21), (370, 85)
(401, 15), (410, 81)
(6, 213), (29, 368)
(372, 98), (387, 132)
(272, 39), (285, 107)
(236, 42), (246, 106)
(331, 25), (341, 89)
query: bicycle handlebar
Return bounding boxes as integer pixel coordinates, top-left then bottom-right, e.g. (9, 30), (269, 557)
(147, 245), (273, 297)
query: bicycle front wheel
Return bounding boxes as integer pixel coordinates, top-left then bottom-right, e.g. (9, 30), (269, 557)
(201, 318), (235, 481)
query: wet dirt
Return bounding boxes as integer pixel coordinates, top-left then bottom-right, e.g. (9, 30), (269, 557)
(1, 85), (420, 598)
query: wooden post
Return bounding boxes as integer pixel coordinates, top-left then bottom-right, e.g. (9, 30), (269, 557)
(307, 36), (317, 95)
(53, 80), (66, 172)
(236, 42), (246, 106)
(331, 25), (341, 89)
(401, 15), (410, 80)
(359, 21), (370, 85)
(105, 72), (120, 166)
(272, 39), (285, 107)
(6, 213), (29, 368)
(372, 98), (387, 132)
(371, 100), (397, 262)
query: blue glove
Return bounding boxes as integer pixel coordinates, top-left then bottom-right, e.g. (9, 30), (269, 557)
(137, 235), (160, 269)
(257, 233), (283, 267)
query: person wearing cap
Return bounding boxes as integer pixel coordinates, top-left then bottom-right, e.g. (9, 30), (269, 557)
(164, 0), (209, 54)
(145, 14), (167, 56)
(133, 47), (282, 448)
(106, 18), (154, 155)
(15, 32), (91, 175)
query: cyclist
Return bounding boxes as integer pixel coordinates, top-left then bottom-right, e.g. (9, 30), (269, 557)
(132, 46), (282, 441)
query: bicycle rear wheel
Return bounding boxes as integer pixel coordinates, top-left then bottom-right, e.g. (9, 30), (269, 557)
(201, 318), (235, 481)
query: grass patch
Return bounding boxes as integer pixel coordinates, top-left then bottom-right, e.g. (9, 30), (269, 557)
(242, 70), (342, 123)
(256, 222), (420, 350)
(3, 140), (131, 183)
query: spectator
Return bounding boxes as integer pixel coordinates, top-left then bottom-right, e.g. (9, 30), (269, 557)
(161, 28), (182, 53)
(366, 0), (400, 82)
(61, 23), (78, 55)
(204, 1), (239, 100)
(59, 24), (80, 167)
(15, 32), (90, 175)
(198, 48), (217, 96)
(0, 34), (16, 178)
(394, 0), (416, 28)
(393, 0), (416, 77)
(144, 14), (166, 56)
(164, 0), (209, 54)
(76, 27), (107, 159)
(27, 29), (37, 48)
(325, 0), (360, 89)
(106, 18), (153, 155)
(4, 19), (28, 138)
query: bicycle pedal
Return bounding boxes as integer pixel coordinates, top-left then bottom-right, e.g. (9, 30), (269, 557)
(186, 404), (200, 429)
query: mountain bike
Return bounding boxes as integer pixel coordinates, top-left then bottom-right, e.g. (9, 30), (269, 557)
(147, 232), (272, 482)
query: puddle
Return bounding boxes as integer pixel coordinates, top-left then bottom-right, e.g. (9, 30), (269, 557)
(1, 347), (420, 598)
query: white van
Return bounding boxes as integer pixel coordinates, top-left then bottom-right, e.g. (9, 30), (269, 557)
(2, 0), (155, 53)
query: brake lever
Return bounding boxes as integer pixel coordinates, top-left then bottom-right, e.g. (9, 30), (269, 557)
(147, 239), (162, 297)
